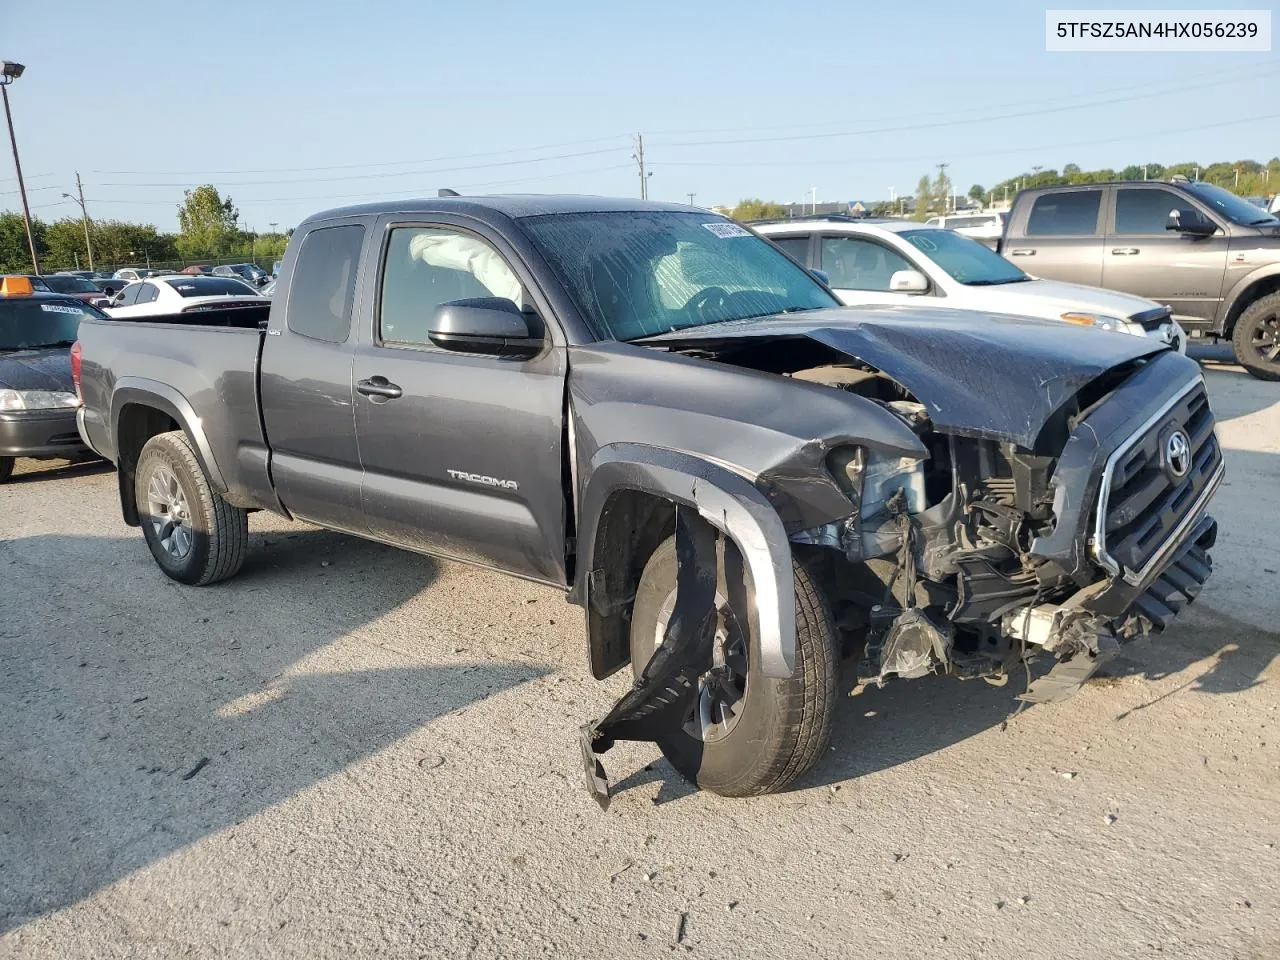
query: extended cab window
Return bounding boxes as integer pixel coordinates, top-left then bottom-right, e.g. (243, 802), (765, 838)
(769, 235), (810, 264)
(820, 236), (913, 291)
(286, 224), (365, 342)
(1114, 188), (1187, 234)
(1026, 190), (1102, 236)
(378, 227), (523, 345)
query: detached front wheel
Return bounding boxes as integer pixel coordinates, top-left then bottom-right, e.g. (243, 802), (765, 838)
(629, 536), (838, 797)
(134, 430), (247, 585)
(1232, 292), (1280, 381)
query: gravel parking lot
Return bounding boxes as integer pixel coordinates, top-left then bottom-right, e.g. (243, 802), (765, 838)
(2, 347), (1276, 960)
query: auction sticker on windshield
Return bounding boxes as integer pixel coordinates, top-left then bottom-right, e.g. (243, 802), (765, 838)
(702, 222), (752, 238)
(40, 304), (83, 315)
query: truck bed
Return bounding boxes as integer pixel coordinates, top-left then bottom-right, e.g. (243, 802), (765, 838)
(76, 312), (273, 510)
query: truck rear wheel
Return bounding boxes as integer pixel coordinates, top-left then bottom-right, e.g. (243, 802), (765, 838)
(134, 431), (247, 585)
(629, 536), (838, 797)
(1231, 292), (1280, 381)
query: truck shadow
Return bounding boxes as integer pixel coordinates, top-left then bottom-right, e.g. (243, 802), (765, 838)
(803, 601), (1278, 792)
(3, 457), (113, 485)
(617, 603), (1278, 803)
(0, 529), (548, 933)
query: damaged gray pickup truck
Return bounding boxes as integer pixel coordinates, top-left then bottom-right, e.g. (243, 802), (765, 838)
(74, 196), (1224, 806)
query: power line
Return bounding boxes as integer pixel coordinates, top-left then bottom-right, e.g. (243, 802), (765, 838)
(654, 111), (1280, 168)
(92, 134), (629, 177)
(650, 66), (1280, 149)
(642, 61), (1273, 138)
(98, 146), (630, 189)
(82, 162), (636, 208)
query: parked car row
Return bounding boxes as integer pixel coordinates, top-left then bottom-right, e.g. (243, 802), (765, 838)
(754, 215), (1186, 352)
(996, 176), (1280, 379)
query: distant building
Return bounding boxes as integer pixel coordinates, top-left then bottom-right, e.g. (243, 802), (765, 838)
(780, 201), (872, 218)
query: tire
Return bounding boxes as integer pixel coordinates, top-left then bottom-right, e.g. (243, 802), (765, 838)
(629, 536), (838, 797)
(134, 430), (247, 585)
(1231, 292), (1280, 381)
(0, 457), (12, 484)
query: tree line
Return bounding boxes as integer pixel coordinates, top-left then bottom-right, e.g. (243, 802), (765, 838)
(0, 185), (290, 274)
(728, 157), (1280, 223)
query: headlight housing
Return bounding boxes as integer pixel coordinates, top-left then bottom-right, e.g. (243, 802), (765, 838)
(1060, 312), (1137, 335)
(0, 389), (80, 411)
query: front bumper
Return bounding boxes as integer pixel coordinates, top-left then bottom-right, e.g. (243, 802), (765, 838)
(0, 408), (88, 459)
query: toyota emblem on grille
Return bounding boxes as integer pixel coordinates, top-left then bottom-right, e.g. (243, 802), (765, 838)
(1164, 429), (1191, 479)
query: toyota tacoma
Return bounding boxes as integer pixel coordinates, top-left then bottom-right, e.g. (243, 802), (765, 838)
(74, 196), (1223, 805)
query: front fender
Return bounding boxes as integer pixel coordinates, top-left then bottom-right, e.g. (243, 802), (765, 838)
(576, 442), (797, 679)
(111, 378), (227, 493)
(1223, 262), (1280, 332)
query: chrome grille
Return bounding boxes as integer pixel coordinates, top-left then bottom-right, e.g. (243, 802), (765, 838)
(1094, 379), (1223, 585)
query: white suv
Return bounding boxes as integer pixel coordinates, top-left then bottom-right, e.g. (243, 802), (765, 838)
(753, 216), (1185, 351)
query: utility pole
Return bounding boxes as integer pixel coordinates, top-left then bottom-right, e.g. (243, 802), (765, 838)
(1, 63), (39, 274)
(686, 192), (695, 207)
(936, 163), (949, 213)
(632, 134), (650, 200)
(809, 186), (817, 214)
(62, 171), (94, 270)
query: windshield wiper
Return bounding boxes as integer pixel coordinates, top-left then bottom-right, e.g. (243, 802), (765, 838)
(964, 277), (1028, 286)
(1248, 217), (1279, 226)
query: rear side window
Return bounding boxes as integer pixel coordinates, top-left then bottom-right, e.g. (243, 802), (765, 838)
(769, 235), (810, 264)
(286, 224), (365, 342)
(1026, 190), (1102, 236)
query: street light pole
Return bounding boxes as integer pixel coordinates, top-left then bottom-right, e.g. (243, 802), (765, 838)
(61, 171), (94, 271)
(1, 62), (39, 274)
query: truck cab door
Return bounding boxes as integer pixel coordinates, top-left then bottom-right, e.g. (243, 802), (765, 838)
(259, 220), (370, 534)
(1004, 186), (1106, 286)
(351, 218), (568, 586)
(1102, 185), (1229, 331)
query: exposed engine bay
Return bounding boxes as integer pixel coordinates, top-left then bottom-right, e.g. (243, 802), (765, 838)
(780, 359), (1104, 694)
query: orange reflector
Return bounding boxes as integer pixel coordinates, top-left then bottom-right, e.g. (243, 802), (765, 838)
(1, 275), (34, 296)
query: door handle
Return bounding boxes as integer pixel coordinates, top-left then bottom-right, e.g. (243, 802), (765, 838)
(1008, 248), (1035, 256)
(356, 376), (403, 401)
(1111, 247), (1140, 256)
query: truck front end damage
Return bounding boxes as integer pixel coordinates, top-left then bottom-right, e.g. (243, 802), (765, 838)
(575, 312), (1222, 802)
(807, 349), (1224, 703)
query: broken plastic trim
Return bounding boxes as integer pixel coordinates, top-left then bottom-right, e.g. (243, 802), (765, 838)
(581, 506), (720, 810)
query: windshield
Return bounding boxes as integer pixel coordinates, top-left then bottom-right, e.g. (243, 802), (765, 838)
(900, 229), (1029, 285)
(42, 276), (100, 294)
(1183, 182), (1279, 226)
(165, 277), (260, 297)
(0, 299), (101, 349)
(519, 211), (837, 341)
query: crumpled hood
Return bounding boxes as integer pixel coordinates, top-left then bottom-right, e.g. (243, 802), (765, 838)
(642, 305), (1172, 449)
(0, 347), (74, 392)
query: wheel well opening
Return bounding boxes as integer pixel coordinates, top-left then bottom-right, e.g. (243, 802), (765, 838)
(1226, 276), (1280, 336)
(115, 404), (179, 526)
(586, 489), (677, 679)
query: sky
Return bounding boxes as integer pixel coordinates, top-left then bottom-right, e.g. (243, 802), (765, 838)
(3, 0), (1278, 231)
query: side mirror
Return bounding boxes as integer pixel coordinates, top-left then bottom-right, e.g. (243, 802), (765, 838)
(428, 297), (542, 359)
(1166, 207), (1215, 237)
(889, 269), (929, 293)
(810, 268), (830, 286)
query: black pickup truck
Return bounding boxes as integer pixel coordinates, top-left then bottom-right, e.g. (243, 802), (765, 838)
(76, 196), (1224, 805)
